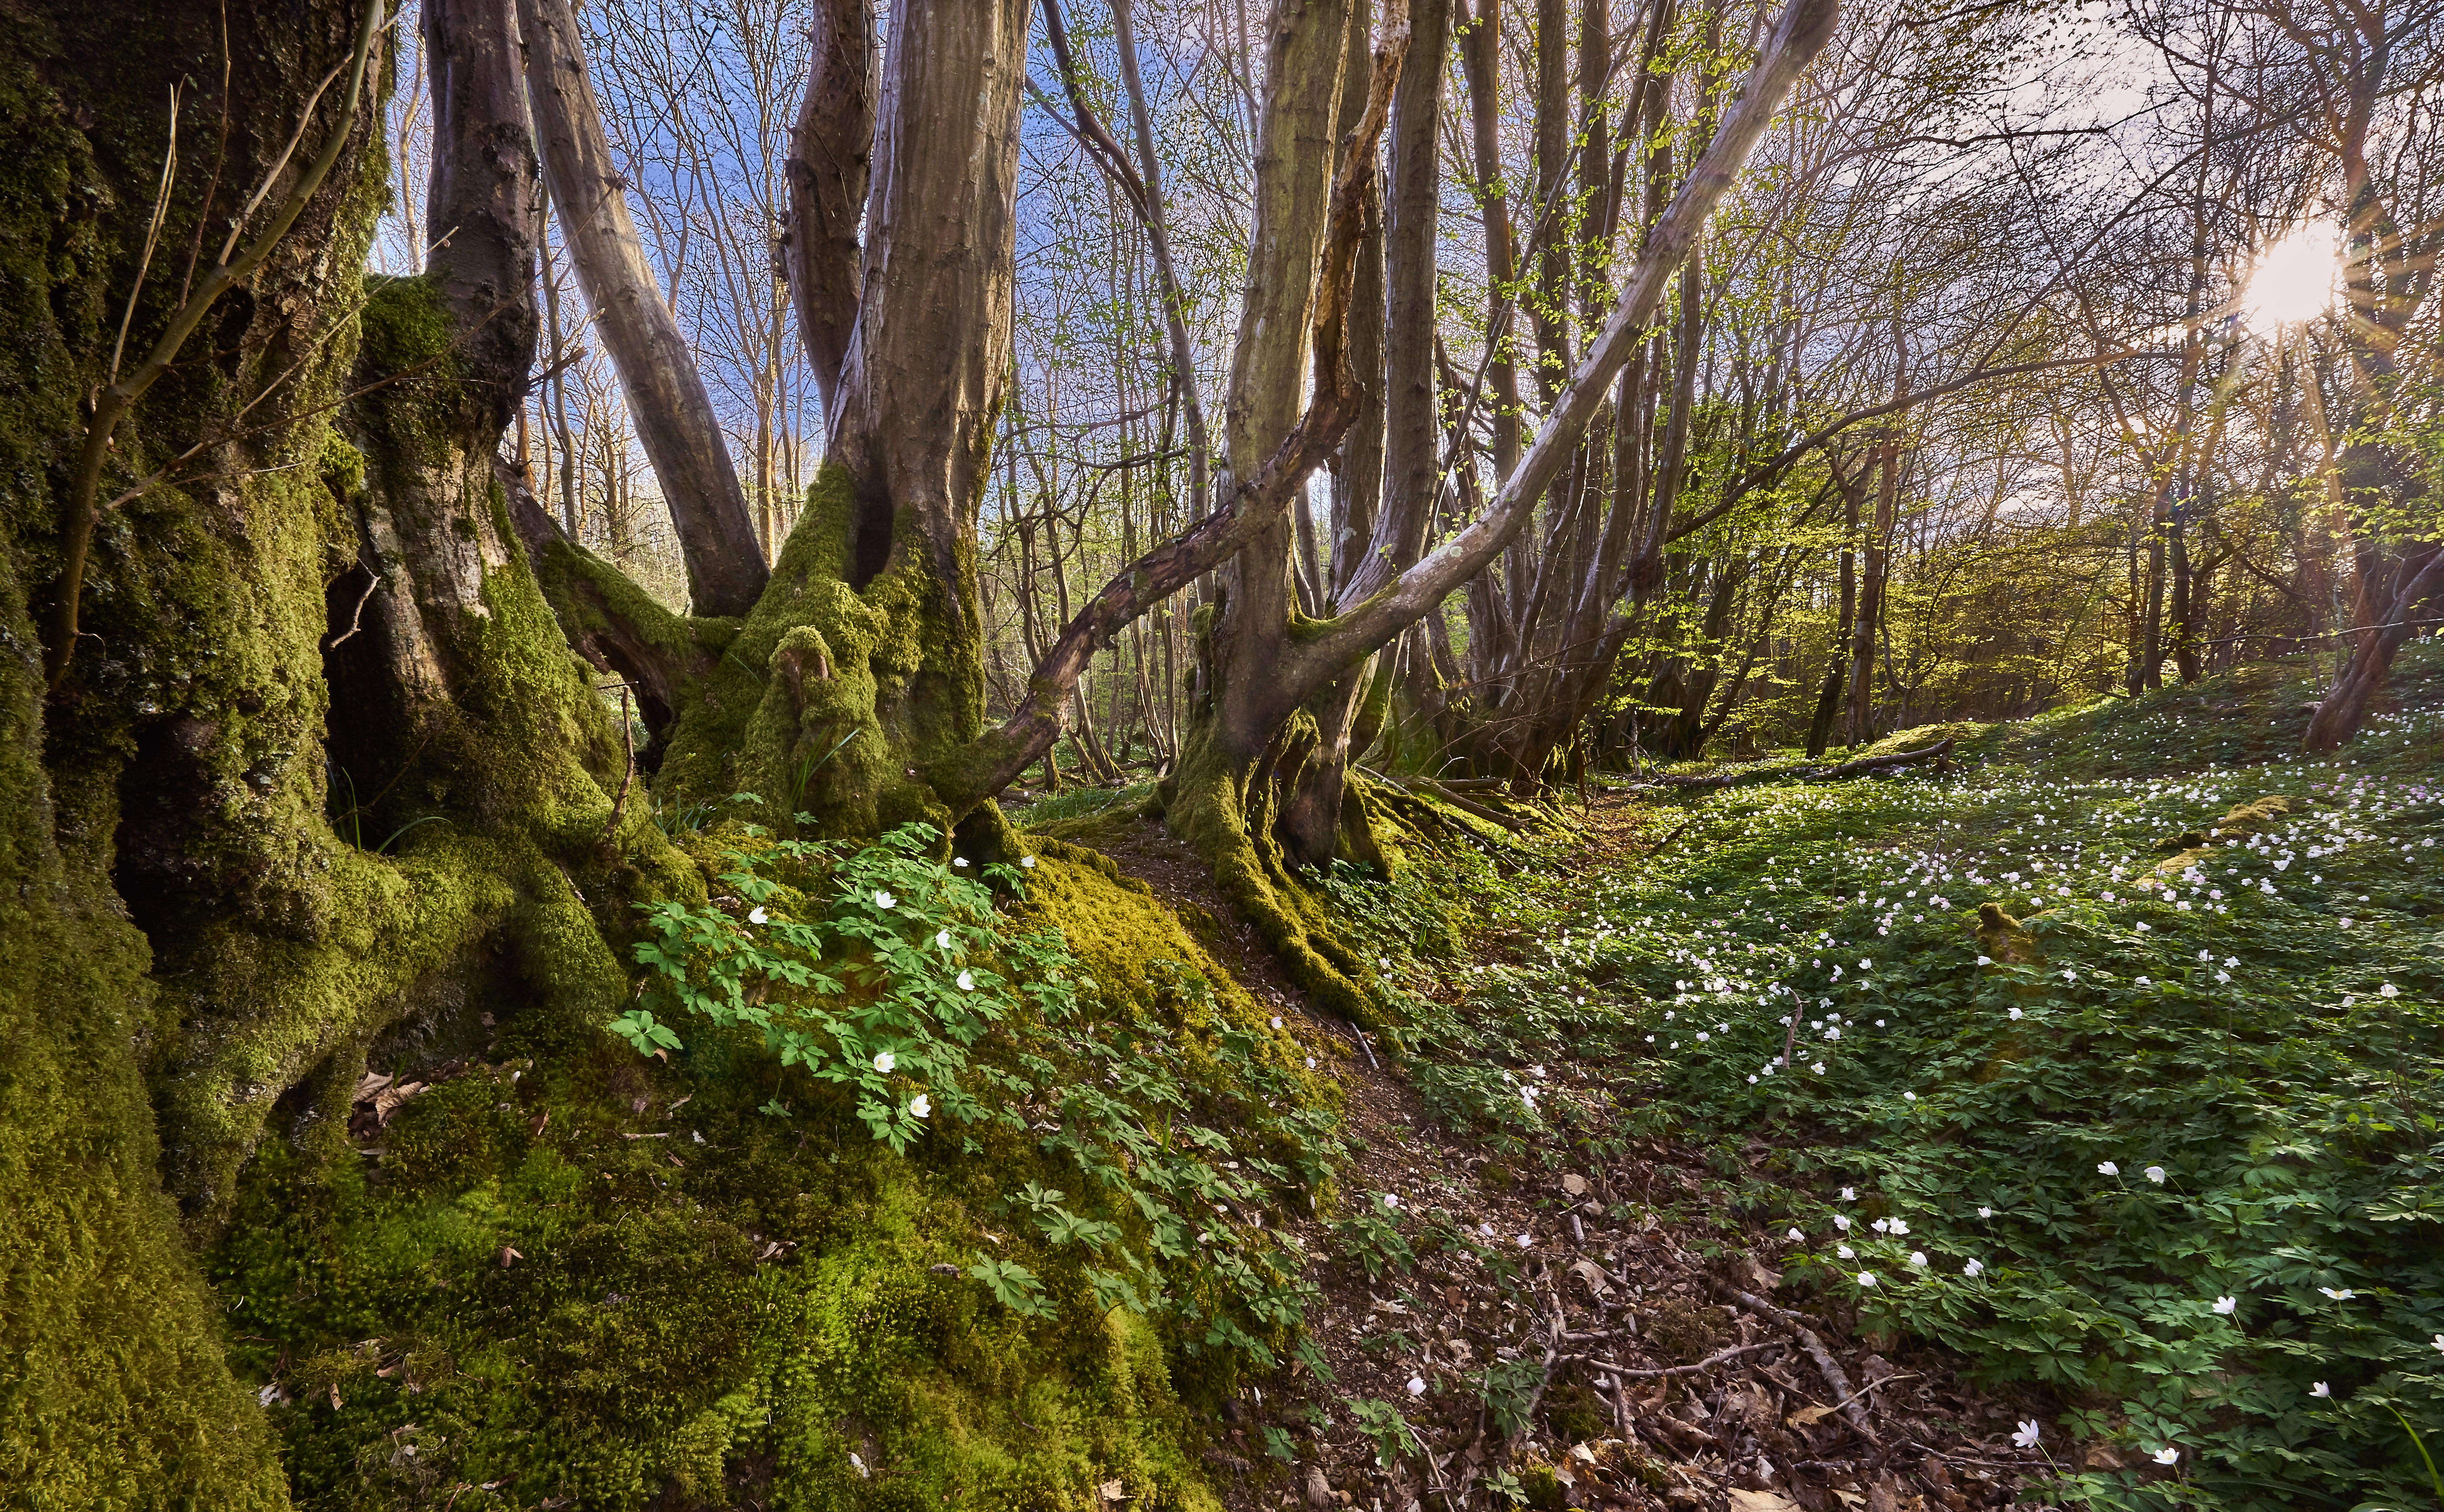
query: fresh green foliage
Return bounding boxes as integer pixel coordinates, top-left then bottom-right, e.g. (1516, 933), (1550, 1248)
(1336, 650), (2444, 1512)
(620, 823), (1339, 1368)
(1347, 1398), (1425, 1469)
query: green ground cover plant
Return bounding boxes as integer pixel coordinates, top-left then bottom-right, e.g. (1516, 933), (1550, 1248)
(1329, 646), (2444, 1511)
(211, 827), (1346, 1509)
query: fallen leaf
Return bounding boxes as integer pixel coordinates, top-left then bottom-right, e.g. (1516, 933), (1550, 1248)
(1561, 1173), (1589, 1197)
(529, 1111), (549, 1135)
(1832, 1494), (1866, 1510)
(1726, 1491), (1802, 1512)
(1566, 1258), (1613, 1294)
(328, 1383), (343, 1410)
(1787, 1404), (1837, 1427)
(500, 1246), (522, 1267)
(1097, 1479), (1127, 1503)
(1569, 1442), (1597, 1464)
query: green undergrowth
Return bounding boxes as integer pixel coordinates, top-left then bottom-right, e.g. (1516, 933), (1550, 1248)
(1013, 783), (1156, 832)
(215, 823), (1349, 1510)
(1329, 646), (2444, 1511)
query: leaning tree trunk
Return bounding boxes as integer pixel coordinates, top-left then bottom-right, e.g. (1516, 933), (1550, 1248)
(519, 0), (771, 616)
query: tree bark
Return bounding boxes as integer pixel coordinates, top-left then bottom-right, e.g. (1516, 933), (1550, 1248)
(519, 0), (771, 615)
(780, 0), (876, 419)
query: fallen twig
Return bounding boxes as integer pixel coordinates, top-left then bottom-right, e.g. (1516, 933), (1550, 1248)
(1581, 1339), (1779, 1379)
(1711, 1281), (1877, 1442)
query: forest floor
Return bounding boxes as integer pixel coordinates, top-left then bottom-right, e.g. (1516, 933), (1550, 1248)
(1027, 643), (2444, 1512)
(1075, 801), (2056, 1512)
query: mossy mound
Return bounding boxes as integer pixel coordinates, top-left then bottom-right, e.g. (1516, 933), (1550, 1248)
(213, 830), (1339, 1509)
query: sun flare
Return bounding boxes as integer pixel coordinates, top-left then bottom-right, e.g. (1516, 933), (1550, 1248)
(2239, 225), (2342, 329)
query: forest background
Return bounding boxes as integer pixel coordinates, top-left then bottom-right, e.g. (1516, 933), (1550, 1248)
(395, 0), (2444, 780)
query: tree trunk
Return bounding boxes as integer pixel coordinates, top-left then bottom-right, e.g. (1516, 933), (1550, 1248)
(1805, 464), (1861, 757)
(3, 0), (649, 1500)
(780, 0), (875, 419)
(2305, 544), (2444, 751)
(519, 0), (771, 615)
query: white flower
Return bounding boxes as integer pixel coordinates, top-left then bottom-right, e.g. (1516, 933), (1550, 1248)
(2008, 1006), (2024, 1020)
(952, 856), (969, 867)
(1833, 1214), (1852, 1231)
(1977, 1206), (1993, 1219)
(1841, 1187), (1856, 1201)
(2012, 1419), (2041, 1449)
(873, 1050), (896, 1074)
(2063, 969), (2078, 982)
(2381, 984), (2400, 999)
(1964, 1259), (1984, 1277)
(1859, 959), (1872, 969)
(1872, 1217), (1890, 1233)
(850, 1451), (870, 1478)
(2311, 1382), (2331, 1398)
(1787, 1228), (1804, 1241)
(1889, 1219), (1909, 1235)
(1696, 1032), (1710, 1042)
(2213, 1296), (2237, 1315)
(1857, 1271), (1878, 1287)
(1304, 1056), (1316, 1069)
(749, 906), (769, 925)
(1270, 1016), (1284, 1030)
(2145, 1166), (2166, 1185)
(2320, 1286), (2355, 1301)
(1383, 1193), (1400, 1208)
(2433, 1334), (2444, 1353)
(1516, 1233), (1532, 1248)
(935, 929), (952, 949)
(1909, 1251), (1928, 1268)
(2136, 921), (2150, 931)
(957, 969), (976, 991)
(1406, 1375), (1426, 1396)
(1837, 1243), (1856, 1258)
(1977, 954), (1993, 966)
(2224, 956), (2238, 968)
(1902, 1091), (1917, 1102)
(2136, 975), (2152, 986)
(2152, 1446), (2179, 1466)
(1812, 1062), (1827, 1075)
(908, 1093), (931, 1119)
(2098, 1161), (2120, 1177)
(1020, 855), (1036, 868)
(873, 890), (896, 910)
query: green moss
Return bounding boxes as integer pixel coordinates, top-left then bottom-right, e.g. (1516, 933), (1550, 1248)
(208, 832), (1354, 1509)
(0, 23), (296, 1504)
(658, 462), (987, 845)
(1165, 718), (1390, 1028)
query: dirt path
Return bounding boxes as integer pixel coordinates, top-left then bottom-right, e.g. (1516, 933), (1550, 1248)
(1071, 798), (2054, 1512)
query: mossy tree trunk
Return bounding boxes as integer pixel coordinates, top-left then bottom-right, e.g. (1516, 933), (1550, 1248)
(2, 0), (685, 1498)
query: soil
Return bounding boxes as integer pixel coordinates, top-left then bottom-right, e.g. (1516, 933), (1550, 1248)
(1060, 795), (2063, 1512)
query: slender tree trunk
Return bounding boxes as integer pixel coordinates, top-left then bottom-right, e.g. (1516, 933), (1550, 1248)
(780, 0), (874, 419)
(1806, 465), (1860, 757)
(519, 0), (770, 615)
